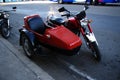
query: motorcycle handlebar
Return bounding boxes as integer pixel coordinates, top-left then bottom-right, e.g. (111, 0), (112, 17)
(0, 7), (17, 13)
(58, 5), (89, 19)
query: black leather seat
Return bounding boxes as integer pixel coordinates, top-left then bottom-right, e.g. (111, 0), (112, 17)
(28, 17), (46, 34)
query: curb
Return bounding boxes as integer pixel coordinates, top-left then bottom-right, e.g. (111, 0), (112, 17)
(0, 37), (55, 80)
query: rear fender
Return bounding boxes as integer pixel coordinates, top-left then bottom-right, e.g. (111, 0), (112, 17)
(19, 28), (35, 46)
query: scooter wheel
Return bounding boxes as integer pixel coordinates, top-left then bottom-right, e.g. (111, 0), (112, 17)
(1, 23), (10, 39)
(90, 42), (101, 62)
(21, 34), (34, 58)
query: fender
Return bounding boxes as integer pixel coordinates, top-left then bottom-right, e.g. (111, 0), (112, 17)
(19, 28), (35, 47)
(0, 19), (9, 29)
(0, 19), (5, 29)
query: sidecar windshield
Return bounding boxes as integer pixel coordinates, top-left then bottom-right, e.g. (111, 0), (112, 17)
(48, 6), (61, 18)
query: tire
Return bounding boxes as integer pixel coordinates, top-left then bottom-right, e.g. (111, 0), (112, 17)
(90, 42), (101, 62)
(21, 34), (34, 58)
(1, 23), (10, 39)
(58, 0), (63, 4)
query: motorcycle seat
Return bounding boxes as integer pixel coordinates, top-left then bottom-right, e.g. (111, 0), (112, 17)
(28, 17), (46, 34)
(50, 17), (64, 25)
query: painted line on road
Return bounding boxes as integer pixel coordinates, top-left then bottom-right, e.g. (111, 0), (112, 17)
(57, 58), (96, 80)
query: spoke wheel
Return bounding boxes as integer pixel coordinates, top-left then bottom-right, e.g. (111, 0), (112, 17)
(90, 42), (101, 62)
(1, 23), (10, 39)
(22, 34), (34, 58)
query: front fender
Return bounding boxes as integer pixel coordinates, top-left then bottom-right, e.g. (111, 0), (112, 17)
(0, 19), (9, 29)
(0, 19), (5, 29)
(19, 28), (35, 46)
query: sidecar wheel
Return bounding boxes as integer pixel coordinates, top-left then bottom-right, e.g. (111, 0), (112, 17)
(1, 23), (10, 39)
(21, 34), (34, 58)
(90, 42), (101, 62)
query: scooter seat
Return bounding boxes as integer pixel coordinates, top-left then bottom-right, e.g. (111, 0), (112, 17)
(50, 17), (64, 25)
(28, 17), (46, 34)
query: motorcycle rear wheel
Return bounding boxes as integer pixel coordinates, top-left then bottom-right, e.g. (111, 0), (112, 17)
(90, 42), (101, 62)
(1, 23), (10, 39)
(21, 34), (34, 58)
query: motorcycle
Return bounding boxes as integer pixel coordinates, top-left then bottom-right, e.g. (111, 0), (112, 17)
(19, 14), (82, 57)
(47, 5), (101, 61)
(0, 7), (16, 38)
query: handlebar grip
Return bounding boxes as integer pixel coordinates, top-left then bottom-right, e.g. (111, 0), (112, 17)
(61, 14), (66, 16)
(61, 14), (70, 17)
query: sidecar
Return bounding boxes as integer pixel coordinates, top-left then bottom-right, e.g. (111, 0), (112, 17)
(19, 14), (82, 57)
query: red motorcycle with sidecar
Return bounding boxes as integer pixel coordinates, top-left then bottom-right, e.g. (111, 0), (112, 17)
(19, 5), (101, 62)
(47, 5), (101, 61)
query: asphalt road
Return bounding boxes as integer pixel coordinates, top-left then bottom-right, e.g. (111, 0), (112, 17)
(1, 1), (120, 80)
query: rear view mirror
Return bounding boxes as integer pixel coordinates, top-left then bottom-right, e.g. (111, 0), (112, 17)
(58, 7), (67, 12)
(12, 7), (17, 11)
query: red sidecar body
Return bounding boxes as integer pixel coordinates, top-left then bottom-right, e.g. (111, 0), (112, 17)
(20, 14), (82, 55)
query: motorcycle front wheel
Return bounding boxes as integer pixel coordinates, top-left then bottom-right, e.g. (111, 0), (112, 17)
(90, 42), (101, 62)
(21, 34), (34, 58)
(1, 23), (10, 39)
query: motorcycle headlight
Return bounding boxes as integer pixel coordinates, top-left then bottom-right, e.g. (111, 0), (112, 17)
(81, 21), (88, 27)
(80, 18), (92, 27)
(4, 14), (9, 18)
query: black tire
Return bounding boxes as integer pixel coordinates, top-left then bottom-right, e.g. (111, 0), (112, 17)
(21, 34), (34, 58)
(1, 23), (10, 39)
(58, 0), (63, 4)
(90, 42), (101, 62)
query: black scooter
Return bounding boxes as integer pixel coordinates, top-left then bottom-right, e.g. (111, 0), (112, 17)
(0, 7), (16, 38)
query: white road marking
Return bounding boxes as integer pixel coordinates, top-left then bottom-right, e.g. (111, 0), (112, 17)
(57, 58), (96, 80)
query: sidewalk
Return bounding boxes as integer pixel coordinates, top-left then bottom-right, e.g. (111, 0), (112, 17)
(0, 37), (54, 80)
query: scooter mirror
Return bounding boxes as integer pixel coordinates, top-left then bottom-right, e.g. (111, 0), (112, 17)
(12, 7), (17, 11)
(12, 7), (17, 10)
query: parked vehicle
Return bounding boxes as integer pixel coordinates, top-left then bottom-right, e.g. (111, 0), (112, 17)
(87, 0), (120, 5)
(19, 5), (101, 62)
(50, 0), (86, 4)
(50, 0), (120, 5)
(47, 5), (101, 61)
(0, 7), (16, 38)
(19, 14), (82, 57)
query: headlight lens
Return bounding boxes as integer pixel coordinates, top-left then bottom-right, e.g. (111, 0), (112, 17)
(4, 14), (9, 18)
(80, 18), (92, 27)
(81, 21), (87, 26)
